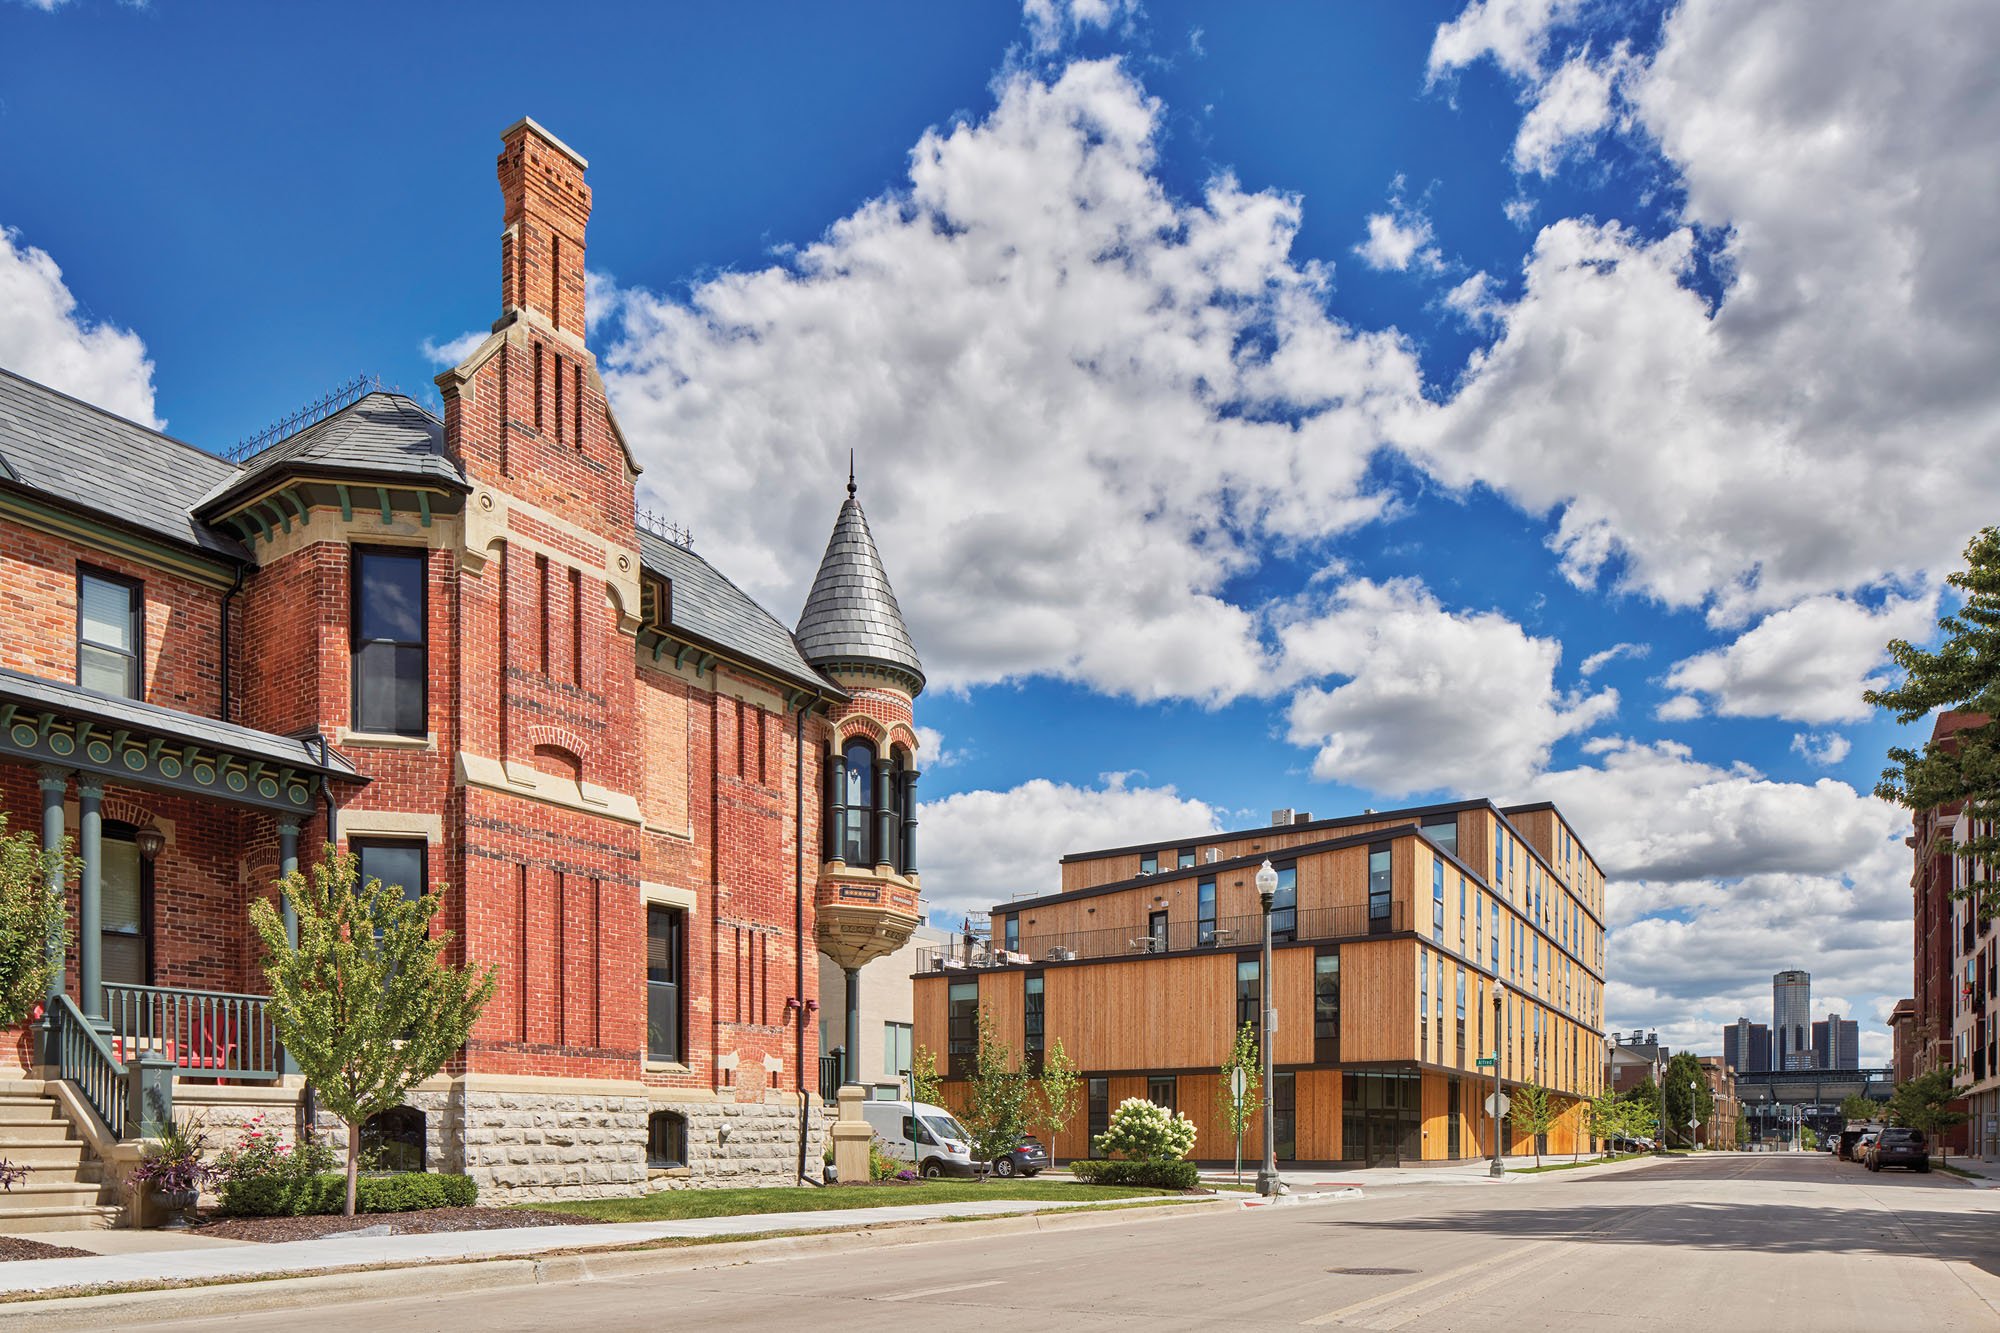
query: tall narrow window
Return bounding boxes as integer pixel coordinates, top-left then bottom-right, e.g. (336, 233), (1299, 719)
(1197, 877), (1217, 945)
(1432, 860), (1445, 942)
(1273, 1071), (1296, 1161)
(1273, 861), (1297, 941)
(1088, 1077), (1110, 1145)
(883, 1021), (913, 1088)
(1236, 958), (1261, 1040)
(77, 568), (142, 698)
(1489, 898), (1499, 972)
(1314, 947), (1340, 1063)
(1003, 915), (1019, 952)
(101, 824), (151, 993)
(1024, 972), (1045, 1072)
(947, 980), (977, 1078)
(1368, 845), (1392, 933)
(646, 903), (685, 1062)
(1456, 969), (1468, 1066)
(351, 548), (426, 736)
(1458, 876), (1468, 951)
(841, 740), (875, 867)
(1419, 949), (1430, 1060)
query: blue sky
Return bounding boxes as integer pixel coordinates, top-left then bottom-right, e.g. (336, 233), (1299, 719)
(7, 0), (1996, 1063)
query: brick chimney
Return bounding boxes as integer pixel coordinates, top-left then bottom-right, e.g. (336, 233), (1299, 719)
(498, 117), (590, 338)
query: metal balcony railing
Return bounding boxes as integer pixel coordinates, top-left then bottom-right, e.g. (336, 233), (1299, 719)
(916, 900), (1406, 972)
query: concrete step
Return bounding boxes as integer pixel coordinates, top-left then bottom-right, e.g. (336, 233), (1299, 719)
(0, 1203), (120, 1233)
(0, 1123), (79, 1147)
(0, 1180), (106, 1210)
(0, 1110), (66, 1130)
(0, 1079), (48, 1097)
(0, 1099), (62, 1121)
(0, 1143), (87, 1168)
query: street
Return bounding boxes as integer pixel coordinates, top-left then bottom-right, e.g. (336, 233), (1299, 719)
(130, 1155), (2000, 1332)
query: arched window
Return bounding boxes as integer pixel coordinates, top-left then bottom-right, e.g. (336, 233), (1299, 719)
(362, 1106), (426, 1172)
(841, 740), (875, 866)
(648, 1110), (688, 1169)
(884, 746), (909, 872)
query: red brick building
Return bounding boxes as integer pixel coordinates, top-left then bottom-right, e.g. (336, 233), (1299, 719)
(0, 118), (924, 1213)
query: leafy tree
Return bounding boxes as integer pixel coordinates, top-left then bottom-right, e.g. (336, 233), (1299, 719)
(1867, 526), (2000, 914)
(0, 816), (74, 1029)
(1509, 1082), (1556, 1168)
(250, 847), (495, 1217)
(1838, 1093), (1879, 1123)
(1096, 1097), (1197, 1162)
(1735, 1115), (1748, 1148)
(908, 1045), (942, 1108)
(963, 1008), (1031, 1162)
(1215, 1021), (1263, 1179)
(1886, 1067), (1971, 1159)
(1619, 1078), (1661, 1144)
(1662, 1054), (1715, 1148)
(1033, 1037), (1081, 1149)
(1585, 1089), (1628, 1153)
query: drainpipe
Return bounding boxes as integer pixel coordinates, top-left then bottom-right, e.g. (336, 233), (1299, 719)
(218, 561), (245, 722)
(794, 701), (813, 1184)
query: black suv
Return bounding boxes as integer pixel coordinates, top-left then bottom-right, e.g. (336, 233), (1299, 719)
(991, 1134), (1049, 1178)
(1866, 1127), (1930, 1172)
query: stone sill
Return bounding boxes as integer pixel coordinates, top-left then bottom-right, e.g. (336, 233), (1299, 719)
(649, 1166), (692, 1179)
(646, 1061), (691, 1075)
(338, 729), (437, 751)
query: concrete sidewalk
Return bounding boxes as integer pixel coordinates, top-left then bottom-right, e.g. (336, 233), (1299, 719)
(0, 1196), (1165, 1296)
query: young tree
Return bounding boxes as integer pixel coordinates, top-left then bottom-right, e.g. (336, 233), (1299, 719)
(1033, 1037), (1081, 1152)
(908, 1045), (942, 1108)
(250, 847), (495, 1217)
(962, 1008), (1031, 1163)
(1734, 1115), (1748, 1149)
(1619, 1079), (1661, 1146)
(1509, 1083), (1556, 1168)
(1663, 1054), (1715, 1148)
(0, 816), (73, 1029)
(1867, 526), (2000, 914)
(1215, 1021), (1262, 1182)
(1586, 1089), (1630, 1155)
(1886, 1067), (1971, 1161)
(1838, 1093), (1878, 1123)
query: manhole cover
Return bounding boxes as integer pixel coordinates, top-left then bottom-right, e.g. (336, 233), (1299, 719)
(1327, 1268), (1417, 1276)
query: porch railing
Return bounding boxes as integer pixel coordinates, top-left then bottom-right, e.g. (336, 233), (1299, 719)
(819, 1051), (842, 1105)
(103, 983), (284, 1083)
(49, 992), (128, 1137)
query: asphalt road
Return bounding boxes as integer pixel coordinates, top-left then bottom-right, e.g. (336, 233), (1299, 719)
(135, 1154), (2000, 1332)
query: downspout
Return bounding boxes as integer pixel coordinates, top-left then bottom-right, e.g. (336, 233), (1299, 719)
(219, 561), (245, 722)
(795, 701), (813, 1183)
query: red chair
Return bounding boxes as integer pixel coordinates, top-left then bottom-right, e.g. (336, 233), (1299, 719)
(183, 1012), (239, 1086)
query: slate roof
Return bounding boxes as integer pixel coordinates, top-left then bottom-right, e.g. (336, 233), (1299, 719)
(0, 666), (362, 779)
(196, 392), (464, 516)
(637, 528), (835, 695)
(795, 488), (924, 692)
(0, 368), (243, 558)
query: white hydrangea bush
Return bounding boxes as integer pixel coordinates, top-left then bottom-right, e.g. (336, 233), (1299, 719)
(1094, 1097), (1198, 1161)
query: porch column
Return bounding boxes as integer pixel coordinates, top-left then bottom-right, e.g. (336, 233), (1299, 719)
(36, 766), (68, 1066)
(844, 967), (861, 1086)
(77, 778), (103, 1022)
(277, 818), (300, 947)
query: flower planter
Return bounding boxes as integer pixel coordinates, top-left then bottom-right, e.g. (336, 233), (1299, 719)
(151, 1186), (200, 1230)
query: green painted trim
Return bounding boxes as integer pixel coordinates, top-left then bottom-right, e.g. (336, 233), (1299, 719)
(280, 488), (310, 527)
(260, 498), (290, 535)
(375, 487), (392, 523)
(145, 737), (164, 764)
(337, 485), (354, 521)
(674, 644), (691, 671)
(36, 712), (54, 742)
(0, 490), (238, 589)
(417, 491), (432, 527)
(245, 508), (272, 542)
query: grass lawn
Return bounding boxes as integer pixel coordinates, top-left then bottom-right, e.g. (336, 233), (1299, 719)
(526, 1179), (1175, 1223)
(1508, 1152), (1651, 1174)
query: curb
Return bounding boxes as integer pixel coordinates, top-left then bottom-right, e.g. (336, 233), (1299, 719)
(1238, 1187), (1363, 1207)
(0, 1196), (1234, 1328)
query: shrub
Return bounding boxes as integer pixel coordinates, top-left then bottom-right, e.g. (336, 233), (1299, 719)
(217, 1170), (476, 1217)
(1069, 1159), (1200, 1190)
(869, 1135), (905, 1181)
(1093, 1098), (1197, 1162)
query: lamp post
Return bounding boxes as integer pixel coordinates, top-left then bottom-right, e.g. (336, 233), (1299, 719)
(1489, 982), (1506, 1177)
(1254, 859), (1282, 1198)
(1690, 1078), (1700, 1150)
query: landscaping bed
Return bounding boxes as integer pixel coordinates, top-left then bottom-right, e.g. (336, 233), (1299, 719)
(532, 1179), (1176, 1224)
(193, 1206), (592, 1243)
(0, 1237), (95, 1262)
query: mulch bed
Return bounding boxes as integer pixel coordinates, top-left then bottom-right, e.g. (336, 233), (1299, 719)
(191, 1207), (593, 1243)
(0, 1237), (96, 1262)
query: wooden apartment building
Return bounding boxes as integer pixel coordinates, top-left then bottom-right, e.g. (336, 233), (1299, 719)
(913, 798), (1607, 1167)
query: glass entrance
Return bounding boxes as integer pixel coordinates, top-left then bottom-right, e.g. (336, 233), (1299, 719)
(1341, 1069), (1420, 1166)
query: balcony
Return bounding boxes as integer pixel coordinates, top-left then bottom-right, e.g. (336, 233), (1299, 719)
(917, 900), (1408, 972)
(815, 870), (922, 971)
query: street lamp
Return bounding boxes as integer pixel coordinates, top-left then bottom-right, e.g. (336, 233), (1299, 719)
(1254, 859), (1282, 1198)
(1689, 1078), (1699, 1151)
(1489, 981), (1507, 1177)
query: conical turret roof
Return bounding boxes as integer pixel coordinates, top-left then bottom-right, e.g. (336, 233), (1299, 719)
(796, 478), (924, 695)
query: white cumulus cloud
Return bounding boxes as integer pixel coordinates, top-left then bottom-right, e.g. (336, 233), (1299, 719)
(0, 225), (160, 427)
(1660, 591), (1936, 724)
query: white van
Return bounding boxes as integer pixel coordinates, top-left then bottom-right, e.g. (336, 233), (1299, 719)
(860, 1100), (981, 1178)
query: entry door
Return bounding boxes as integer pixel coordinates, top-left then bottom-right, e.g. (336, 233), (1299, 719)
(1148, 910), (1168, 953)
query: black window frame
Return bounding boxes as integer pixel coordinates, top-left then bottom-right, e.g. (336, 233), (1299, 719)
(1421, 817), (1458, 858)
(1023, 971), (1045, 1072)
(1273, 1070), (1296, 1161)
(1313, 947), (1340, 1064)
(1139, 851), (1158, 875)
(1272, 860), (1297, 942)
(350, 545), (429, 736)
(1237, 956), (1261, 1042)
(75, 564), (144, 700)
(646, 901), (686, 1063)
(350, 837), (428, 905)
(100, 821), (154, 993)
(839, 738), (876, 868)
(1176, 847), (1196, 870)
(1368, 844), (1392, 934)
(362, 1105), (427, 1172)
(1197, 876), (1217, 945)
(1146, 1075), (1177, 1113)
(948, 980), (978, 1078)
(1003, 914), (1019, 952)
(1087, 1076), (1110, 1146)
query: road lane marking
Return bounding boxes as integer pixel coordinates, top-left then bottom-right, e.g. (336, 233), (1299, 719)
(879, 1279), (1005, 1302)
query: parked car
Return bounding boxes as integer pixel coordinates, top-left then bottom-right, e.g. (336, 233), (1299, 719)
(860, 1101), (983, 1178)
(990, 1134), (1049, 1178)
(1851, 1128), (1881, 1163)
(1866, 1127), (1930, 1173)
(1835, 1126), (1879, 1161)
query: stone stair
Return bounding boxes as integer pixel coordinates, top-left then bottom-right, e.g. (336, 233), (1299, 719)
(0, 1080), (121, 1232)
